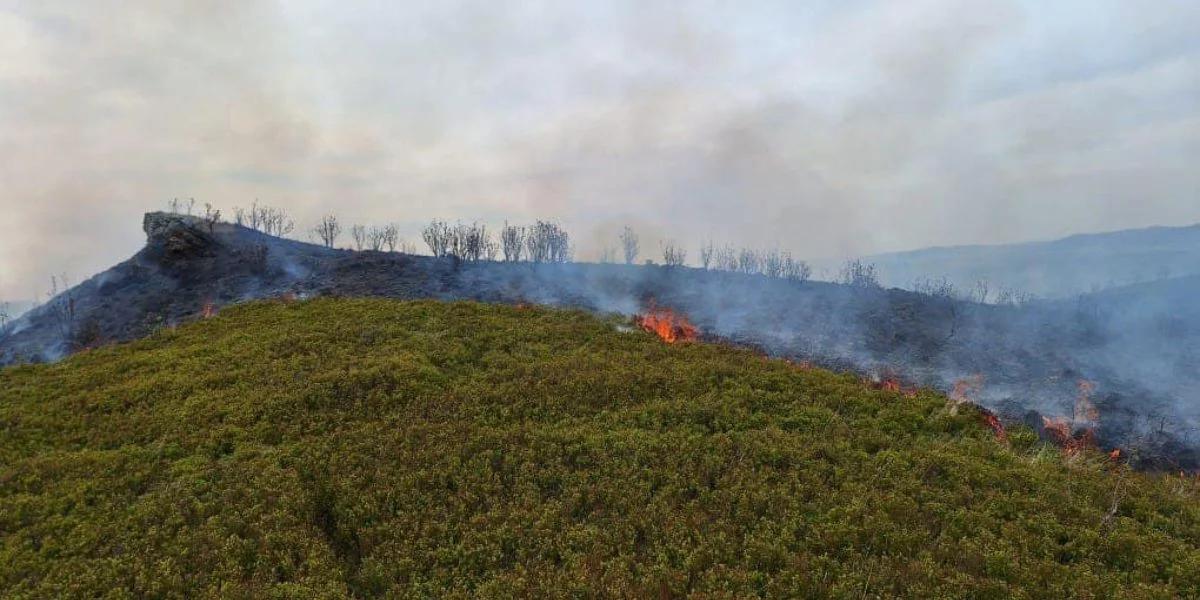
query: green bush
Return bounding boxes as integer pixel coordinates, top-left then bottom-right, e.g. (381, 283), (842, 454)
(1, 299), (1197, 598)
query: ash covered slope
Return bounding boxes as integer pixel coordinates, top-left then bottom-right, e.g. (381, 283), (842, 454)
(1, 213), (1197, 465)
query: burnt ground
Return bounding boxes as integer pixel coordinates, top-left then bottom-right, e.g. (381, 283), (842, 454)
(3, 213), (1199, 468)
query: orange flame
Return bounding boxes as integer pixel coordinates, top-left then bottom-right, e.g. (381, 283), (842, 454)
(636, 305), (698, 344)
(201, 301), (216, 319)
(1041, 415), (1097, 456)
(983, 412), (1007, 442)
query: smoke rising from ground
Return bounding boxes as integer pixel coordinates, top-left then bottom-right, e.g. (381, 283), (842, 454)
(2, 0), (1199, 298)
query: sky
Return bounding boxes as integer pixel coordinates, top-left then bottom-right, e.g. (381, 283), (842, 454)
(1, 0), (1198, 299)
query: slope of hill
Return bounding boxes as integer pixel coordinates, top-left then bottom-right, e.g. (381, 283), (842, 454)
(2, 299), (1198, 597)
(864, 224), (1200, 298)
(2, 213), (1198, 466)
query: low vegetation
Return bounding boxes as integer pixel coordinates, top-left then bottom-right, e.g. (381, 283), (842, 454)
(1, 299), (1198, 597)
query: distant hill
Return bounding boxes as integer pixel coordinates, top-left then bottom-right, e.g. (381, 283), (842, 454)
(2, 299), (1198, 596)
(864, 224), (1200, 298)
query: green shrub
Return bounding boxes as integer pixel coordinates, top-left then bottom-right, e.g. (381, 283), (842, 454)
(1, 299), (1197, 597)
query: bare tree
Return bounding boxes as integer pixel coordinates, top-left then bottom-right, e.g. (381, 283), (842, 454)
(619, 226), (639, 265)
(456, 222), (491, 261)
(661, 241), (687, 267)
(380, 224), (399, 252)
(840, 259), (881, 288)
(527, 221), (571, 263)
(699, 241), (715, 270)
(762, 249), (784, 278)
(351, 225), (367, 251)
(367, 226), (386, 251)
(715, 246), (737, 272)
(232, 201), (292, 237)
(167, 197), (195, 215)
(261, 207), (294, 237)
(501, 222), (525, 262)
(312, 214), (341, 248)
(996, 286), (1035, 307)
(971, 279), (990, 304)
(0, 301), (10, 329)
(913, 276), (957, 299)
(202, 203), (221, 233)
(736, 248), (761, 274)
(422, 219), (451, 257)
(46, 275), (77, 344)
(782, 256), (812, 282)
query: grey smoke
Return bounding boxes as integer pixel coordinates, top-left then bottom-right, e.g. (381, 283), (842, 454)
(2, 0), (1200, 299)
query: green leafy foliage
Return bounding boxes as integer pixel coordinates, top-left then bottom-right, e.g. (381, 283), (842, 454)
(2, 299), (1198, 598)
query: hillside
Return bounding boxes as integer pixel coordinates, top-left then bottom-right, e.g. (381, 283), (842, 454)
(3, 213), (1199, 467)
(864, 224), (1200, 298)
(2, 299), (1199, 597)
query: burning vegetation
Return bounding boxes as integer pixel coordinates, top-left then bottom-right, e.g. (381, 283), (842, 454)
(1038, 379), (1106, 457)
(636, 304), (698, 344)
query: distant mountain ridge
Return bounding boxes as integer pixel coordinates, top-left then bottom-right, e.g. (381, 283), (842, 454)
(865, 223), (1200, 298)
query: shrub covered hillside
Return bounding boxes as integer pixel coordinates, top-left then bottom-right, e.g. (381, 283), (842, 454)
(1, 299), (1198, 598)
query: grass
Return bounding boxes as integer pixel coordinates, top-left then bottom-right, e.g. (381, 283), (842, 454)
(1, 298), (1198, 598)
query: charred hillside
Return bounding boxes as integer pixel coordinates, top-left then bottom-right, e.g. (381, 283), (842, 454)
(2, 213), (1197, 467)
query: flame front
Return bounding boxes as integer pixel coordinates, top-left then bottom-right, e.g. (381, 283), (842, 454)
(636, 306), (698, 344)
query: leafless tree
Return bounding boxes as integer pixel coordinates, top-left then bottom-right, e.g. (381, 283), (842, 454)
(260, 207), (294, 237)
(0, 301), (10, 329)
(351, 225), (368, 251)
(699, 241), (715, 269)
(762, 249), (784, 278)
(232, 201), (292, 237)
(970, 279), (990, 304)
(736, 249), (761, 274)
(527, 221), (571, 263)
(422, 219), (451, 257)
(167, 197), (195, 215)
(367, 226), (387, 251)
(46, 275), (77, 343)
(619, 226), (639, 265)
(312, 214), (341, 248)
(995, 286), (1035, 307)
(840, 259), (881, 288)
(782, 256), (812, 282)
(715, 246), (737, 272)
(501, 222), (525, 262)
(380, 224), (399, 252)
(203, 203), (221, 233)
(483, 236), (499, 261)
(661, 241), (687, 267)
(452, 222), (491, 261)
(913, 276), (958, 299)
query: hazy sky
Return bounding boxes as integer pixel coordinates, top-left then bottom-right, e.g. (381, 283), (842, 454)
(1, 0), (1198, 298)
